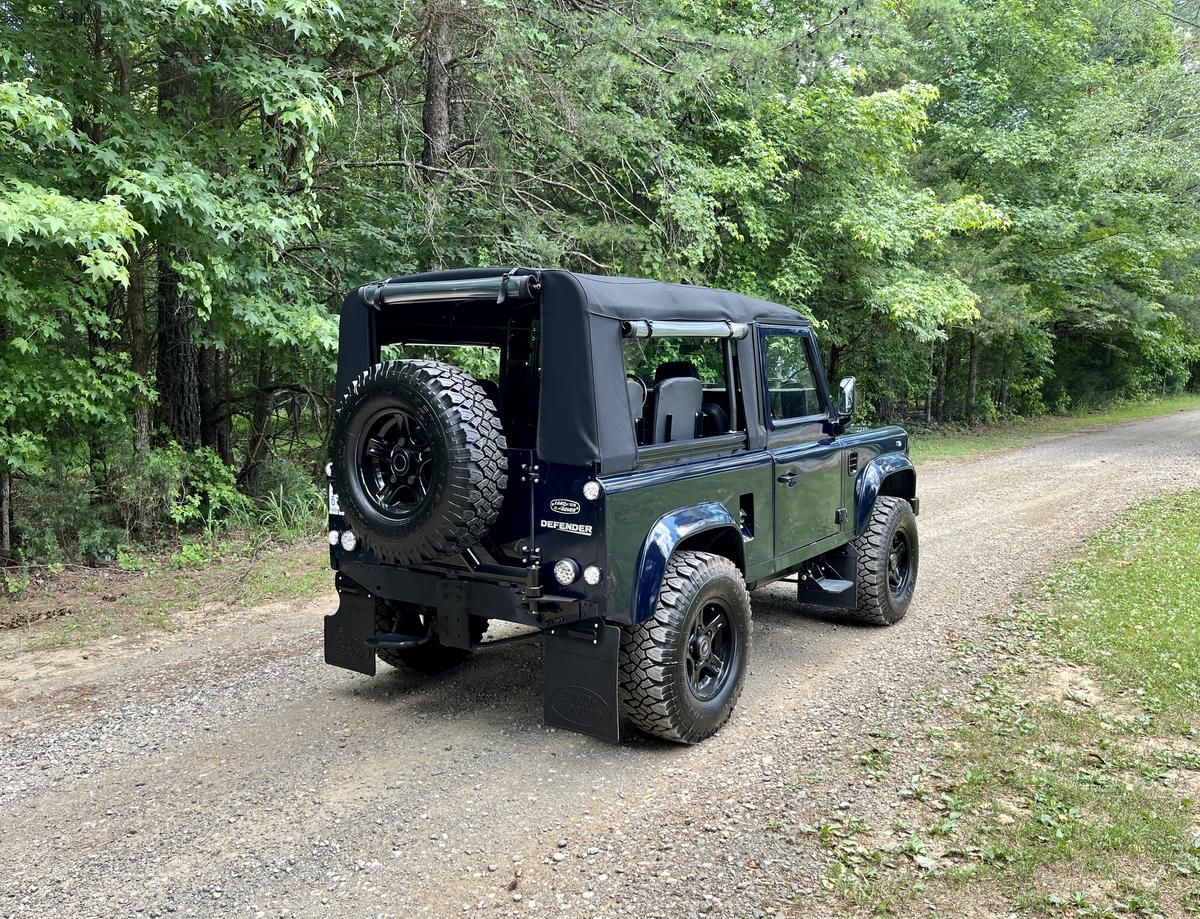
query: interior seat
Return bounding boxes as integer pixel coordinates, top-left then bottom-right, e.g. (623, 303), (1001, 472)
(626, 378), (645, 443)
(648, 362), (702, 443)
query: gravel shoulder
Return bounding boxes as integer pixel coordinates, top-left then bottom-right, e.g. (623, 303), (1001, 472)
(2, 410), (1198, 918)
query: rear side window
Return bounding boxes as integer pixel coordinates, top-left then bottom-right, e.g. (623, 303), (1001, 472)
(622, 336), (743, 447)
(762, 332), (823, 421)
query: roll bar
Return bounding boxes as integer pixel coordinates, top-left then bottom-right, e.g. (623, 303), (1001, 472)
(363, 273), (541, 307)
(620, 320), (750, 340)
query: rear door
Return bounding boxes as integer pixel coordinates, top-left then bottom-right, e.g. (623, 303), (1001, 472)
(760, 326), (844, 560)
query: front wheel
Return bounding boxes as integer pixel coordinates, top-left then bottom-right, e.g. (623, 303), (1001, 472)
(847, 496), (919, 625)
(620, 551), (752, 744)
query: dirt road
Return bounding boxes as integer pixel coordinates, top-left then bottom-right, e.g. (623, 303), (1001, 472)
(2, 410), (1198, 919)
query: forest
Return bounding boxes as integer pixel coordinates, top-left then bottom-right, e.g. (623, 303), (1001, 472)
(1, 0), (1198, 566)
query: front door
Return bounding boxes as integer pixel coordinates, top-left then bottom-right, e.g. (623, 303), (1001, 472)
(761, 326), (844, 560)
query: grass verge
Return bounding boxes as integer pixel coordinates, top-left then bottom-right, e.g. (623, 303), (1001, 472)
(0, 538), (329, 653)
(910, 393), (1200, 465)
(803, 490), (1200, 918)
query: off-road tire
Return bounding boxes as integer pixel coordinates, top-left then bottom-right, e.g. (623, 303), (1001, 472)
(847, 496), (918, 625)
(620, 551), (752, 744)
(373, 600), (489, 674)
(331, 360), (507, 565)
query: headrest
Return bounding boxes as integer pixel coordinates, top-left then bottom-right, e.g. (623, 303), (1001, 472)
(654, 361), (701, 383)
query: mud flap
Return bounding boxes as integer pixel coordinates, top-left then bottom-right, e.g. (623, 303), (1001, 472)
(544, 621), (621, 743)
(324, 579), (377, 676)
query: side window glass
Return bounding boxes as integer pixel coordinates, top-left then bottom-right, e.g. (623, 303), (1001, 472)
(622, 336), (742, 446)
(763, 333), (822, 421)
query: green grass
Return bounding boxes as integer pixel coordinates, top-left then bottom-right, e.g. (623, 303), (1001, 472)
(3, 539), (329, 653)
(804, 490), (1200, 918)
(910, 393), (1200, 465)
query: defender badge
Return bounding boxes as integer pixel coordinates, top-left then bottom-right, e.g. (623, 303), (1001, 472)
(540, 519), (593, 536)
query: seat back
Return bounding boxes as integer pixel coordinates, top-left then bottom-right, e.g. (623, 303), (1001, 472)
(649, 376), (702, 443)
(626, 379), (644, 423)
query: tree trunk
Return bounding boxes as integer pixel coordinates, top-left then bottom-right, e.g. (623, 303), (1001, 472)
(1, 467), (9, 558)
(200, 345), (219, 453)
(925, 343), (935, 424)
(200, 346), (234, 465)
(421, 1), (452, 174)
(965, 330), (979, 422)
(243, 347), (273, 498)
(155, 248), (201, 446)
(216, 348), (233, 465)
(126, 245), (151, 453)
(934, 335), (949, 423)
(155, 46), (201, 446)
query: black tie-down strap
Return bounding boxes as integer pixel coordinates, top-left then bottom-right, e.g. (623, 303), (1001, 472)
(544, 620), (622, 743)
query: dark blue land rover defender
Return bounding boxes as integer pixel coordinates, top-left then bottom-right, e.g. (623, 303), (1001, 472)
(325, 268), (919, 743)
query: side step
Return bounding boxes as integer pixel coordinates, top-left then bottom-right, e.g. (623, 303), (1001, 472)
(813, 576), (853, 594)
(366, 632), (429, 650)
(795, 544), (860, 611)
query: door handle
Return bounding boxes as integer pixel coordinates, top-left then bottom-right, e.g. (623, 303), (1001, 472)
(776, 470), (799, 487)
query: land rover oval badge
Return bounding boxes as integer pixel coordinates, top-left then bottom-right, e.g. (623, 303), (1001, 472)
(550, 498), (581, 515)
(550, 685), (609, 728)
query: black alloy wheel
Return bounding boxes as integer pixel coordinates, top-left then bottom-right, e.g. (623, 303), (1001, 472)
(620, 550), (753, 744)
(358, 407), (435, 520)
(887, 528), (914, 601)
(329, 360), (507, 566)
(685, 599), (736, 703)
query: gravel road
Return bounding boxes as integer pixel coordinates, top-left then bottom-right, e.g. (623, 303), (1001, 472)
(2, 410), (1198, 919)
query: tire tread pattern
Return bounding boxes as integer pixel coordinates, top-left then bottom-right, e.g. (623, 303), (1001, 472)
(619, 551), (751, 744)
(332, 359), (507, 565)
(845, 496), (915, 626)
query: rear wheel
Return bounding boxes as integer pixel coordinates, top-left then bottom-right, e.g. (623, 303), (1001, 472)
(847, 496), (918, 625)
(620, 551), (752, 743)
(373, 600), (489, 674)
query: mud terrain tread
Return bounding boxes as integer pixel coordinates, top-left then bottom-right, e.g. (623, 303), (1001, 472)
(620, 551), (751, 744)
(846, 496), (916, 626)
(332, 359), (507, 565)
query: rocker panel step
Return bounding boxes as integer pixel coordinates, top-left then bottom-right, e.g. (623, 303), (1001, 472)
(813, 576), (853, 594)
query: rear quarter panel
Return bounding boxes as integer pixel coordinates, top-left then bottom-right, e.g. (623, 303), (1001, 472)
(601, 451), (774, 624)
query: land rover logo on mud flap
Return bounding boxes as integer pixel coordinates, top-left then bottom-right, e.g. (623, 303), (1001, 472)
(550, 685), (610, 728)
(549, 498), (581, 515)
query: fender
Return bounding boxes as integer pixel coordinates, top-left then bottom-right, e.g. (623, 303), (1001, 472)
(854, 452), (917, 535)
(631, 502), (744, 624)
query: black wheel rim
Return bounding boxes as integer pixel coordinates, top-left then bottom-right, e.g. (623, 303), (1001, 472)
(357, 407), (436, 519)
(887, 529), (912, 598)
(685, 599), (735, 703)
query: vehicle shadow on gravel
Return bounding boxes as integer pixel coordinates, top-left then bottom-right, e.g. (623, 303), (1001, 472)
(330, 638), (548, 726)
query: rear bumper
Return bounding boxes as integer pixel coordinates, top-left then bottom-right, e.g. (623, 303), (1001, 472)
(325, 562), (596, 676)
(323, 565), (621, 742)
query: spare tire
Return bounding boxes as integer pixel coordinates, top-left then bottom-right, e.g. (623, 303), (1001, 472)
(330, 359), (507, 565)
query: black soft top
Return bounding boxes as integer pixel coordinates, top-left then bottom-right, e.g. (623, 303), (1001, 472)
(336, 268), (809, 471)
(375, 267), (806, 325)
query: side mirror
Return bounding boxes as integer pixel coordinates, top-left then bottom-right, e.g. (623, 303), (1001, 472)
(836, 376), (857, 420)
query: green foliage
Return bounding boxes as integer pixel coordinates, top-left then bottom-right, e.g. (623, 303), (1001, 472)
(0, 0), (1197, 566)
